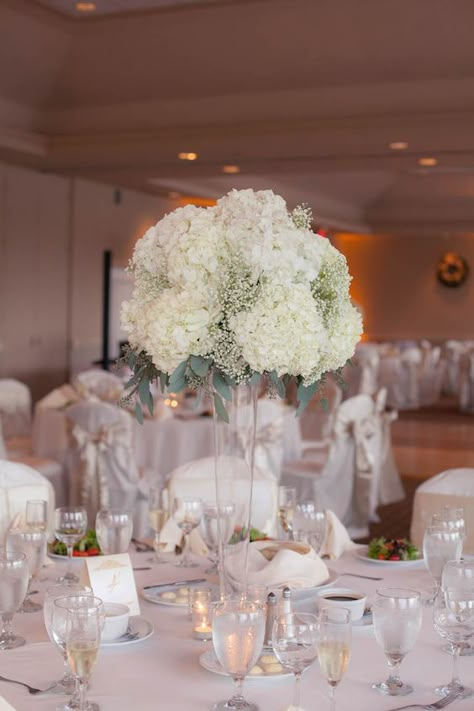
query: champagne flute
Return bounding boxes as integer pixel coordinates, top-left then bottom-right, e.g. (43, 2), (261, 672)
(95, 509), (133, 554)
(202, 501), (236, 574)
(6, 528), (46, 612)
(278, 486), (296, 540)
(26, 499), (48, 531)
(64, 598), (104, 711)
(433, 586), (474, 698)
(372, 588), (422, 696)
(55, 507), (88, 584)
(272, 612), (319, 711)
(44, 584), (92, 695)
(318, 607), (352, 711)
(173, 497), (203, 568)
(423, 523), (462, 605)
(212, 599), (265, 711)
(0, 552), (29, 649)
(148, 486), (169, 564)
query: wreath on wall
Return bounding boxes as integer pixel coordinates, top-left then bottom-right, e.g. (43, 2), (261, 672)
(437, 252), (469, 288)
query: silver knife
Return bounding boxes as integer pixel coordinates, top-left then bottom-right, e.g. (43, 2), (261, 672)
(143, 578), (206, 591)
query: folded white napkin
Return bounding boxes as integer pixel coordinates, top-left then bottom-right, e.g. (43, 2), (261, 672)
(225, 540), (329, 591)
(319, 510), (358, 559)
(159, 518), (208, 556)
(0, 697), (18, 711)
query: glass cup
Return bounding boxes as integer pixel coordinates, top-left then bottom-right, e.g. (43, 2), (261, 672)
(173, 497), (203, 568)
(6, 528), (46, 612)
(272, 612), (319, 711)
(318, 607), (352, 711)
(26, 499), (48, 531)
(202, 501), (236, 574)
(372, 588), (422, 696)
(212, 599), (265, 711)
(95, 509), (133, 555)
(423, 524), (462, 605)
(54, 507), (88, 584)
(433, 586), (474, 698)
(0, 552), (29, 649)
(278, 486), (296, 540)
(148, 486), (169, 564)
(65, 598), (104, 711)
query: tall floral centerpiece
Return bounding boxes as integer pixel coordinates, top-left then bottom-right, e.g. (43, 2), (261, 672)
(120, 189), (362, 593)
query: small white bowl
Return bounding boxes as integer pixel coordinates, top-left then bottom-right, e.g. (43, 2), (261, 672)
(317, 587), (367, 621)
(102, 603), (130, 642)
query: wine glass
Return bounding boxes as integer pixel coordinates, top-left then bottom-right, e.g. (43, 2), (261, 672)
(318, 607), (352, 711)
(173, 497), (203, 568)
(65, 598), (104, 711)
(433, 586), (474, 698)
(52, 595), (104, 711)
(441, 558), (474, 657)
(372, 588), (422, 696)
(55, 507), (88, 584)
(148, 486), (169, 564)
(272, 612), (319, 711)
(6, 528), (46, 612)
(95, 509), (133, 554)
(212, 599), (265, 711)
(202, 501), (236, 574)
(26, 499), (48, 531)
(278, 486), (296, 540)
(434, 508), (466, 540)
(0, 552), (29, 649)
(44, 584), (92, 695)
(423, 523), (462, 605)
(293, 504), (326, 553)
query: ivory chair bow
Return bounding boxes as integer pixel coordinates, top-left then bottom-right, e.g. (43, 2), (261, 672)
(374, 388), (404, 506)
(73, 369), (124, 404)
(459, 350), (474, 413)
(0, 379), (32, 439)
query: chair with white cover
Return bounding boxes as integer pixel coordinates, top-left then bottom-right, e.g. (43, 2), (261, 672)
(0, 460), (55, 541)
(65, 401), (148, 536)
(343, 343), (380, 399)
(458, 351), (474, 414)
(299, 376), (342, 445)
(73, 370), (123, 403)
(410, 468), (474, 554)
(418, 346), (445, 407)
(167, 456), (279, 537)
(374, 388), (405, 507)
(0, 379), (32, 456)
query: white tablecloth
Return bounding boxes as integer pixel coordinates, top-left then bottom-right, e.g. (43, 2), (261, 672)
(2, 551), (474, 711)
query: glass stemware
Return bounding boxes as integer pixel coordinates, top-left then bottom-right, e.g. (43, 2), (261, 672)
(318, 607), (352, 711)
(173, 497), (203, 568)
(423, 524), (462, 605)
(272, 612), (319, 711)
(442, 558), (474, 657)
(6, 528), (46, 612)
(65, 598), (104, 711)
(95, 509), (133, 555)
(55, 507), (88, 584)
(202, 501), (236, 574)
(26, 499), (48, 531)
(147, 486), (169, 564)
(212, 599), (265, 711)
(372, 588), (422, 696)
(278, 486), (296, 540)
(433, 587), (474, 698)
(0, 552), (29, 649)
(44, 584), (92, 696)
(293, 504), (326, 553)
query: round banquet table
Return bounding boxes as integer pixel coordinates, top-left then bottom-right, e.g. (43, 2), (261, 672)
(2, 551), (474, 711)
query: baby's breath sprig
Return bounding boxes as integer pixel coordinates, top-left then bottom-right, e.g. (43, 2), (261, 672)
(291, 203), (313, 230)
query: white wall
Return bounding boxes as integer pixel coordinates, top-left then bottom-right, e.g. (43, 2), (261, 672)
(0, 163), (172, 399)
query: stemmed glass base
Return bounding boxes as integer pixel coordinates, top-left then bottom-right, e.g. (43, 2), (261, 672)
(213, 700), (258, 710)
(444, 643), (474, 657)
(435, 683), (473, 699)
(19, 597), (42, 613)
(0, 633), (25, 650)
(57, 701), (99, 711)
(372, 679), (413, 696)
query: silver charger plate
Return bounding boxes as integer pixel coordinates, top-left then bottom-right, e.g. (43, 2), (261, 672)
(199, 649), (292, 680)
(101, 616), (154, 647)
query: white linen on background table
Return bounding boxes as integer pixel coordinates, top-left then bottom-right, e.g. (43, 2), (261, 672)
(2, 551), (474, 711)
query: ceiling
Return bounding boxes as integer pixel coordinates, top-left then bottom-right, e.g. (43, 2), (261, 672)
(33, 0), (230, 18)
(1, 0), (474, 234)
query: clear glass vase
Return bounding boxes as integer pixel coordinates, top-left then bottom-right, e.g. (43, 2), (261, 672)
(212, 382), (258, 600)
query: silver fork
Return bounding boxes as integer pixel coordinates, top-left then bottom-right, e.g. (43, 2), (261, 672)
(339, 572), (384, 581)
(389, 689), (463, 710)
(0, 674), (57, 695)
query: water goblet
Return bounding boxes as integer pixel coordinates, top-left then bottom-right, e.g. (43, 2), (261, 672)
(7, 528), (46, 612)
(293, 504), (326, 553)
(318, 607), (352, 711)
(278, 486), (296, 540)
(212, 599), (265, 711)
(26, 499), (48, 531)
(433, 587), (474, 698)
(202, 501), (236, 574)
(65, 598), (104, 711)
(272, 612), (319, 711)
(173, 497), (203, 568)
(372, 588), (422, 696)
(148, 486), (169, 564)
(0, 552), (29, 649)
(441, 558), (474, 657)
(55, 507), (88, 584)
(95, 509), (132, 555)
(44, 584), (92, 696)
(423, 524), (462, 605)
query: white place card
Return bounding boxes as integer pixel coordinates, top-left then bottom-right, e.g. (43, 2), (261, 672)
(80, 553), (140, 616)
(0, 697), (18, 711)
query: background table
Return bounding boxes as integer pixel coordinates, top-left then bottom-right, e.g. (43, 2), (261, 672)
(1, 550), (473, 710)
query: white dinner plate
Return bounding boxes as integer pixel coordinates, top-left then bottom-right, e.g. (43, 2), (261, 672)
(142, 582), (211, 607)
(47, 552), (100, 561)
(199, 649), (292, 680)
(101, 616), (154, 647)
(284, 568), (340, 600)
(352, 545), (423, 567)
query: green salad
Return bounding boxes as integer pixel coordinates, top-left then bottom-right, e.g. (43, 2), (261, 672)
(49, 529), (101, 557)
(368, 537), (420, 561)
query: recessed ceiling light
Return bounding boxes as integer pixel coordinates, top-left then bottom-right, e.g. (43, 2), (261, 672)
(178, 152), (198, 161)
(418, 157), (438, 167)
(389, 141), (408, 151)
(75, 2), (96, 11)
(222, 165), (240, 174)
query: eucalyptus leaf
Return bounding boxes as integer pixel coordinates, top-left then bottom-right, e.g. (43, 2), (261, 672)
(213, 392), (230, 423)
(159, 371), (168, 393)
(249, 372), (261, 386)
(169, 360), (187, 387)
(190, 356), (211, 378)
(138, 378), (150, 406)
(269, 370), (286, 398)
(134, 403), (144, 425)
(213, 371), (232, 402)
(321, 397), (329, 412)
(146, 389), (154, 416)
(169, 376), (186, 393)
(297, 381), (318, 404)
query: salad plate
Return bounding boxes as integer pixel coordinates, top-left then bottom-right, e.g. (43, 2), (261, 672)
(353, 543), (423, 567)
(48, 529), (101, 559)
(142, 581), (211, 607)
(101, 616), (154, 647)
(199, 649), (292, 680)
